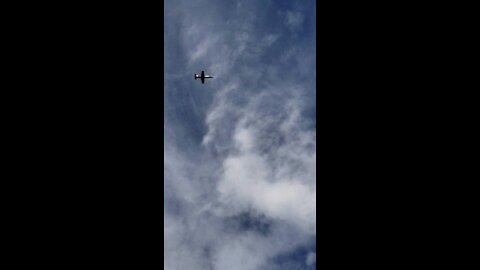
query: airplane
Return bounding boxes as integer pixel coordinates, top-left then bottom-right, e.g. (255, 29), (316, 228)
(194, 70), (213, 84)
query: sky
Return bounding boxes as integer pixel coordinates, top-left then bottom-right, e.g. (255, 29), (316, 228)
(164, 0), (316, 269)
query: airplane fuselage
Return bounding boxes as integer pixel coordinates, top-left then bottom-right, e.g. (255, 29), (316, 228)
(194, 70), (213, 84)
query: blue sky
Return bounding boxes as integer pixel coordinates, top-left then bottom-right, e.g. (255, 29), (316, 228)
(164, 1), (316, 269)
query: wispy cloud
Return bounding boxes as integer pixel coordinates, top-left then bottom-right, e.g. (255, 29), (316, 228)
(286, 11), (305, 31)
(306, 251), (316, 266)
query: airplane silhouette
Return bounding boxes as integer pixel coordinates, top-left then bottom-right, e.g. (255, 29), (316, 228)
(194, 70), (213, 84)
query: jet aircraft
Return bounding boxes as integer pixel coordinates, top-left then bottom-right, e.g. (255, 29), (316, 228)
(194, 70), (213, 84)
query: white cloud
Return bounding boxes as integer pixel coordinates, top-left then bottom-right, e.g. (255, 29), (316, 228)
(214, 90), (316, 235)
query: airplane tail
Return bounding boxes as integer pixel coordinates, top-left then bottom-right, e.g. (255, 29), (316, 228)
(194, 74), (198, 80)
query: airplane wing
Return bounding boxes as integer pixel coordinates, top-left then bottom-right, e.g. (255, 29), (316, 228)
(201, 70), (205, 77)
(201, 77), (205, 84)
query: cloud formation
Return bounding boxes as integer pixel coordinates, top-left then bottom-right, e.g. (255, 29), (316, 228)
(164, 0), (316, 269)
